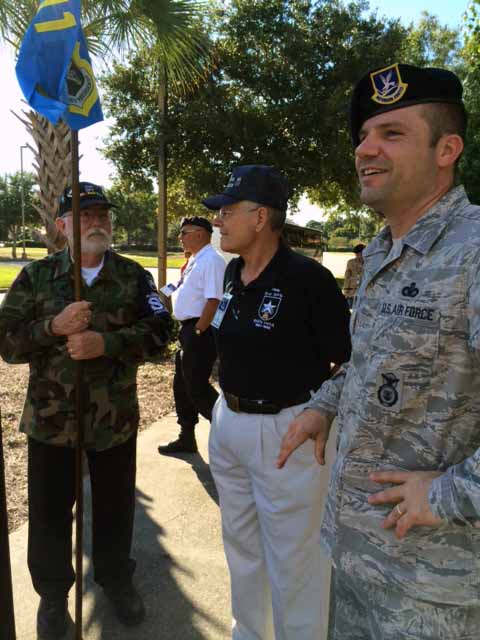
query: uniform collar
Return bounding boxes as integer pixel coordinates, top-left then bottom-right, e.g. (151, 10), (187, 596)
(53, 248), (114, 280)
(191, 243), (213, 262)
(364, 185), (469, 261)
(232, 240), (291, 288)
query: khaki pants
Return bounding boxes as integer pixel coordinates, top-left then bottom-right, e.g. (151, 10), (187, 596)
(209, 394), (330, 640)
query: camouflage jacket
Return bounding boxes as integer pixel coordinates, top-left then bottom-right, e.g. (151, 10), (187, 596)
(0, 249), (173, 450)
(343, 256), (364, 298)
(309, 186), (480, 604)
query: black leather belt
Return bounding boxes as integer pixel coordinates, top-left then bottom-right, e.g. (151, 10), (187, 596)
(224, 391), (311, 415)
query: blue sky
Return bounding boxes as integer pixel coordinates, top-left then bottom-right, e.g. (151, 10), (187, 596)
(370, 0), (470, 28)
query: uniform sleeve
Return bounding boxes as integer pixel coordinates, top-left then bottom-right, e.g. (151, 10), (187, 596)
(202, 255), (226, 301)
(429, 264), (480, 523)
(0, 268), (63, 364)
(307, 365), (349, 420)
(101, 269), (173, 362)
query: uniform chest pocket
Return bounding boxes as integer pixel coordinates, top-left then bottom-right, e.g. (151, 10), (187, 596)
(372, 306), (440, 360)
(365, 313), (439, 416)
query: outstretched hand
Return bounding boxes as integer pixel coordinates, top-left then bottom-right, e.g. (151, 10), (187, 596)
(276, 409), (331, 469)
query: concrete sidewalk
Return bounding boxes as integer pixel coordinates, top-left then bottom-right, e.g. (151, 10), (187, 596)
(8, 413), (334, 639)
(9, 415), (231, 639)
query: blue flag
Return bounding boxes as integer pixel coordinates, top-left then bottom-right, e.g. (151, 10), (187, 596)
(15, 0), (103, 130)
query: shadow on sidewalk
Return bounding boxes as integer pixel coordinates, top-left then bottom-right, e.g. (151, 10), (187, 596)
(158, 452), (219, 506)
(76, 486), (226, 639)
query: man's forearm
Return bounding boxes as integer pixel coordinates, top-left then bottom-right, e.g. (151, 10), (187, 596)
(196, 298), (220, 332)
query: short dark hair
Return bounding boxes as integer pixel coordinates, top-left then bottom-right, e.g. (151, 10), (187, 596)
(267, 206), (286, 231)
(421, 103), (467, 146)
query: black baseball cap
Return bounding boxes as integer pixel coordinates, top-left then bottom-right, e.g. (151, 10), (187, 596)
(181, 216), (213, 233)
(58, 182), (116, 216)
(202, 165), (291, 212)
(350, 63), (466, 146)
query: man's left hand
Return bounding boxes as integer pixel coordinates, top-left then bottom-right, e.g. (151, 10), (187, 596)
(67, 331), (105, 360)
(368, 470), (444, 539)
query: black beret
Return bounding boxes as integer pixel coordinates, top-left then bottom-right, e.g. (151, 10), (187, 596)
(181, 216), (213, 233)
(350, 63), (465, 146)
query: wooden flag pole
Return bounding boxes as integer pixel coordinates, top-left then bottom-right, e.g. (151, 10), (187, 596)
(0, 409), (16, 640)
(71, 130), (85, 640)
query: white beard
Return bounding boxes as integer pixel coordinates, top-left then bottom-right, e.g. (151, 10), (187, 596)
(67, 227), (112, 255)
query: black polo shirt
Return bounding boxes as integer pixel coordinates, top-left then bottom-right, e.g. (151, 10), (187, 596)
(214, 242), (351, 405)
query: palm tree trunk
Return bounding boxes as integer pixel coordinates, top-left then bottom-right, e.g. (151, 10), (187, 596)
(157, 63), (168, 290)
(13, 110), (70, 253)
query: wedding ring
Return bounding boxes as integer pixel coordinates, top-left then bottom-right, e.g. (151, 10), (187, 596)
(396, 504), (404, 517)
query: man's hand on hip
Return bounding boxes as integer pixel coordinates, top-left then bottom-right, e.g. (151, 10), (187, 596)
(276, 409), (331, 468)
(67, 330), (105, 360)
(51, 301), (92, 336)
(368, 469), (444, 539)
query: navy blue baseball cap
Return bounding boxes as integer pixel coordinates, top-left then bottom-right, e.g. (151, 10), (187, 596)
(59, 182), (116, 216)
(350, 63), (466, 146)
(202, 165), (291, 212)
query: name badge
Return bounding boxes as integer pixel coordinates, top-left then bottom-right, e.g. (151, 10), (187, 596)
(160, 283), (178, 297)
(211, 293), (233, 329)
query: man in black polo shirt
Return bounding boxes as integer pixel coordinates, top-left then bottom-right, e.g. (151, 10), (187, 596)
(202, 165), (351, 640)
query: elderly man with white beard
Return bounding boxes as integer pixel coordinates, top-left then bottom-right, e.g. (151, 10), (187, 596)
(0, 182), (173, 638)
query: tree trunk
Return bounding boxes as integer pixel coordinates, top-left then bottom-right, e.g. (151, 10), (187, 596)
(11, 225), (17, 260)
(157, 64), (168, 290)
(12, 110), (71, 253)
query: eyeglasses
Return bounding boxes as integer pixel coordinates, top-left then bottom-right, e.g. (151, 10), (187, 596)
(179, 229), (198, 237)
(62, 210), (112, 224)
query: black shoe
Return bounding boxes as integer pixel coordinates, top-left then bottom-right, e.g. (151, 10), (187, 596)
(37, 597), (68, 639)
(158, 434), (198, 455)
(104, 581), (145, 626)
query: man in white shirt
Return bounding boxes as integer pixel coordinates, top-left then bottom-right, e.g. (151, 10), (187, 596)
(158, 217), (226, 454)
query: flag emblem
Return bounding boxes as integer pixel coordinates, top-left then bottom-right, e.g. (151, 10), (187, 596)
(15, 0), (103, 130)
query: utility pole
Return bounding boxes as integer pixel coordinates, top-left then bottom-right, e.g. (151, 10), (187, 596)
(20, 145), (28, 260)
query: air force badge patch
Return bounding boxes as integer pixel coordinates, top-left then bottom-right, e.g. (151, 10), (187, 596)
(370, 63), (408, 106)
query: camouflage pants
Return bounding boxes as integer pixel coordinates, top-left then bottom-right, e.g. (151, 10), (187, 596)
(328, 567), (480, 640)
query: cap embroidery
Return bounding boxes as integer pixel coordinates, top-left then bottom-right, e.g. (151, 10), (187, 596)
(370, 63), (408, 105)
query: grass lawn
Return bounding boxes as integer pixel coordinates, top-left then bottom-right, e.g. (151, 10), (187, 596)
(0, 266), (21, 289)
(0, 251), (185, 290)
(0, 247), (184, 267)
(0, 247), (47, 260)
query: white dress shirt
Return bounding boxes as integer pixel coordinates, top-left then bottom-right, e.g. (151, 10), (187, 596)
(172, 243), (226, 321)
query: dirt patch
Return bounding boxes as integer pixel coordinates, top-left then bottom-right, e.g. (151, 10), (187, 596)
(0, 356), (175, 533)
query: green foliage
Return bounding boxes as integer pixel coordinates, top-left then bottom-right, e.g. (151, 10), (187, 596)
(107, 180), (157, 246)
(399, 11), (463, 71)
(102, 0), (407, 209)
(0, 172), (37, 252)
(458, 1), (480, 203)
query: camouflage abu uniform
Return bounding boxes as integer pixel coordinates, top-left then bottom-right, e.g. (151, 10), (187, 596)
(0, 248), (173, 450)
(309, 186), (480, 635)
(343, 257), (363, 300)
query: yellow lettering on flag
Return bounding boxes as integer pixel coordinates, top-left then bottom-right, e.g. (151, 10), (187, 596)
(35, 12), (76, 33)
(37, 0), (68, 10)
